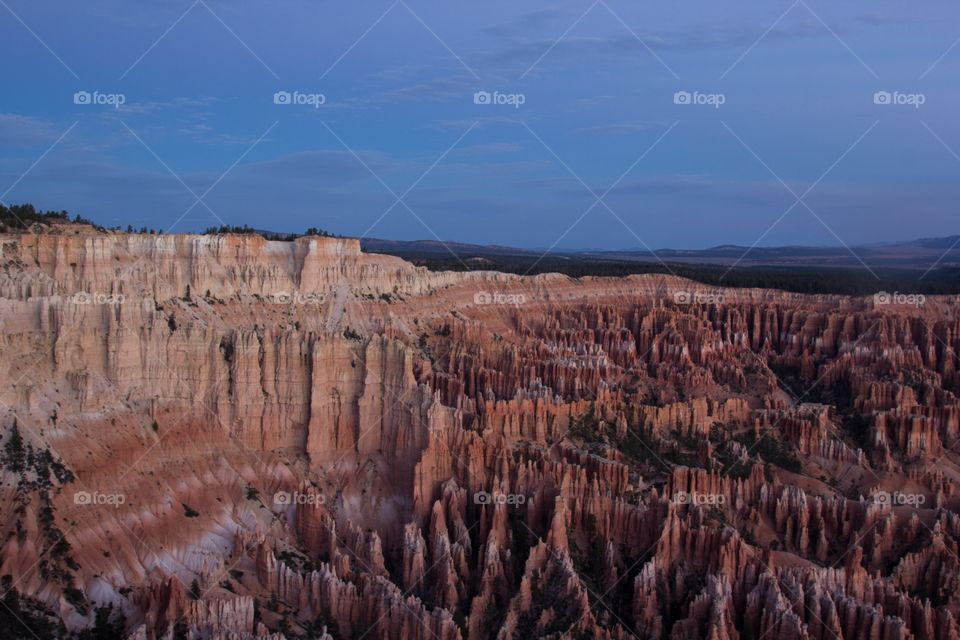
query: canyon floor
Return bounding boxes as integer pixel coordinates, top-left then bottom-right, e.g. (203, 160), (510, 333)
(1, 224), (958, 640)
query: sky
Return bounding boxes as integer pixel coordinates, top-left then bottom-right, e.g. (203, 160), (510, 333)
(0, 0), (958, 250)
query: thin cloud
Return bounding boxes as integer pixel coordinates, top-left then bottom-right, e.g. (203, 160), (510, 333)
(0, 114), (62, 147)
(577, 122), (667, 136)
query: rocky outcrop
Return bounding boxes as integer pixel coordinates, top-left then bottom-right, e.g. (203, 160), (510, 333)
(0, 227), (958, 639)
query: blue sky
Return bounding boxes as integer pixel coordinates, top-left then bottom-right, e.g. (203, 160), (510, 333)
(1, 0), (958, 249)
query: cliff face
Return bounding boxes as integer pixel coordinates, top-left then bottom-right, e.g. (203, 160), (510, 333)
(0, 228), (958, 639)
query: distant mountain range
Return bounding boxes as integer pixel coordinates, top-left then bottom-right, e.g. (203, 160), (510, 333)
(362, 235), (960, 271)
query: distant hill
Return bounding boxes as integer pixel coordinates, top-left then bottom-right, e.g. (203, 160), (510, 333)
(361, 235), (960, 271)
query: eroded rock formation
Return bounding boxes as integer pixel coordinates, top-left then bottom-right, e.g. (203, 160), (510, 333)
(0, 225), (958, 639)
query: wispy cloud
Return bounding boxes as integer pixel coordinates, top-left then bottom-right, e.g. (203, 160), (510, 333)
(483, 7), (568, 37)
(0, 114), (63, 147)
(381, 73), (478, 102)
(451, 142), (523, 157)
(576, 122), (667, 136)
